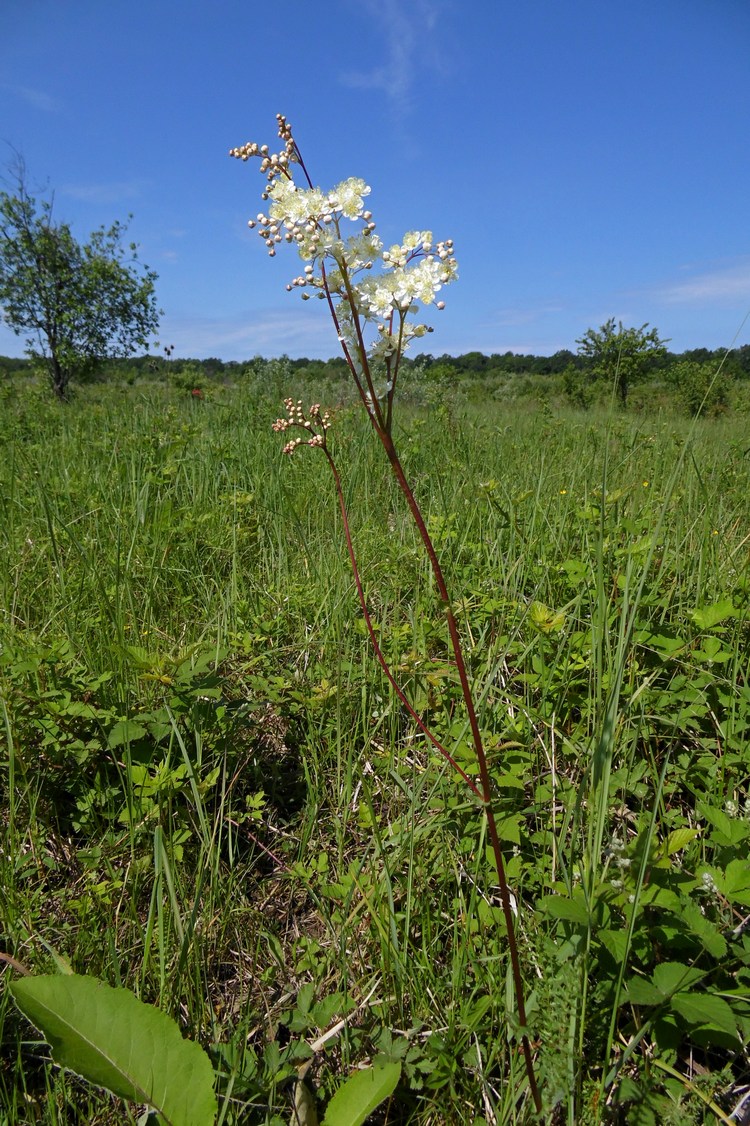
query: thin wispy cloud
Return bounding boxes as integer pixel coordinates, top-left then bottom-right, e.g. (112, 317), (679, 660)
(1, 82), (60, 113)
(160, 307), (334, 360)
(61, 180), (149, 205)
(654, 259), (750, 306)
(338, 0), (446, 125)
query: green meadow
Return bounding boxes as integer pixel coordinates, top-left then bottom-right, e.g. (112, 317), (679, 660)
(1, 369), (749, 1123)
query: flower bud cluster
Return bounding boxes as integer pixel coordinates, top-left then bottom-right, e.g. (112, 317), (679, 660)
(229, 113), (297, 179)
(272, 398), (332, 456)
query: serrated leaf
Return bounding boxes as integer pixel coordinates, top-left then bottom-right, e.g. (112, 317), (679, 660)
(107, 720), (148, 748)
(721, 858), (750, 904)
(11, 975), (216, 1126)
(529, 601), (566, 633)
(665, 828), (700, 855)
(671, 991), (738, 1038)
(651, 963), (702, 997)
(699, 804), (734, 839)
(123, 645), (159, 669)
(645, 632), (686, 655)
(691, 599), (736, 631)
(599, 928), (628, 964)
(625, 977), (663, 1006)
(495, 813), (522, 844)
(679, 900), (727, 958)
(322, 1062), (400, 1126)
(538, 894), (590, 925)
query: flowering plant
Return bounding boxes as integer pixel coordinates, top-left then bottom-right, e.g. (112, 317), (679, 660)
(230, 115), (456, 435)
(231, 115), (541, 1113)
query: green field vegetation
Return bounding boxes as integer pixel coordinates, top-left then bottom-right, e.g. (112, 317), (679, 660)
(1, 366), (750, 1123)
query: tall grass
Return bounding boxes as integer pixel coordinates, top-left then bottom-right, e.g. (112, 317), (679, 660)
(1, 375), (749, 1122)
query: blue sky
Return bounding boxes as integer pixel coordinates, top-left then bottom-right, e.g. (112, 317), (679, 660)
(2, 0), (749, 361)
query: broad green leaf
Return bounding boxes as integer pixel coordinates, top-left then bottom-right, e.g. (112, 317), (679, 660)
(495, 812), (522, 845)
(538, 894), (590, 925)
(599, 928), (628, 964)
(691, 598), (736, 631)
(665, 828), (700, 855)
(720, 858), (750, 904)
(680, 900), (727, 959)
(644, 632), (685, 656)
(671, 992), (738, 1038)
(625, 977), (663, 1007)
(322, 1061), (400, 1126)
(123, 645), (158, 669)
(107, 720), (147, 748)
(11, 975), (216, 1126)
(651, 963), (702, 997)
(693, 635), (733, 664)
(698, 805), (734, 842)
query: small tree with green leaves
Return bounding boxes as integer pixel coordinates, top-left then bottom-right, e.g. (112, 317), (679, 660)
(576, 317), (668, 407)
(667, 358), (733, 417)
(0, 164), (159, 399)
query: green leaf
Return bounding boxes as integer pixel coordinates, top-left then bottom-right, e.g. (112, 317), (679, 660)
(698, 804), (735, 843)
(720, 858), (750, 904)
(599, 928), (628, 964)
(107, 720), (148, 748)
(670, 992), (738, 1038)
(322, 1061), (400, 1126)
(643, 632), (686, 656)
(625, 977), (664, 1006)
(11, 975), (216, 1126)
(665, 828), (700, 855)
(679, 900), (727, 959)
(691, 598), (736, 631)
(538, 894), (590, 925)
(529, 601), (566, 633)
(495, 812), (522, 845)
(651, 963), (702, 997)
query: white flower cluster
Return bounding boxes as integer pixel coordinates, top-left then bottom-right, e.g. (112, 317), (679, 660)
(269, 179), (457, 362)
(230, 118), (457, 375)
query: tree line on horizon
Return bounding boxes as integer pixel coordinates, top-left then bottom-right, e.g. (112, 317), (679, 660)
(2, 343), (749, 379)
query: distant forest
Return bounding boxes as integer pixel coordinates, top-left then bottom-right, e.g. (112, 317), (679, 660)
(2, 344), (750, 381)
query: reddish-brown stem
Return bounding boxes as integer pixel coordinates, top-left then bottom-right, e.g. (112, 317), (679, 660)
(318, 261), (386, 432)
(371, 430), (541, 1113)
(322, 447), (482, 797)
(293, 143), (387, 430)
(314, 284), (541, 1113)
(318, 426), (540, 1110)
(280, 125), (540, 1113)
